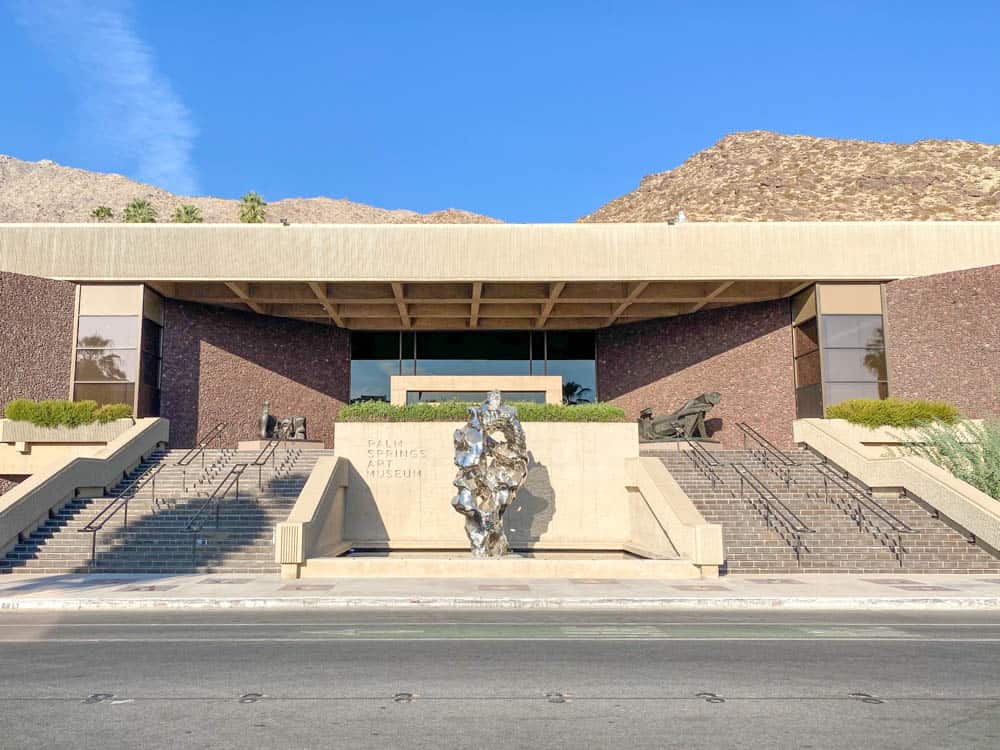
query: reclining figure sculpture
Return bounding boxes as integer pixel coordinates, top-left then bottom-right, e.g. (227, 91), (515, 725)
(258, 402), (308, 441)
(638, 392), (721, 442)
(451, 390), (529, 557)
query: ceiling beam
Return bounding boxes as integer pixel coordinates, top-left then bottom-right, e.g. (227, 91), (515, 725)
(307, 282), (345, 327)
(606, 281), (650, 326)
(470, 282), (483, 328)
(392, 282), (411, 329)
(688, 280), (735, 313)
(225, 282), (268, 315)
(536, 282), (565, 328)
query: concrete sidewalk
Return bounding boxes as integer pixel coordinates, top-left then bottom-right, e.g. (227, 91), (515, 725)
(2, 573), (1000, 610)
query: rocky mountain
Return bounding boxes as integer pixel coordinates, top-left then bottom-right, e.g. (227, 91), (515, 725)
(580, 131), (1000, 222)
(0, 154), (500, 224)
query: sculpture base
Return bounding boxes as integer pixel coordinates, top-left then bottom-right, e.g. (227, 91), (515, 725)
(638, 437), (721, 446)
(237, 439), (326, 450)
(296, 552), (706, 580)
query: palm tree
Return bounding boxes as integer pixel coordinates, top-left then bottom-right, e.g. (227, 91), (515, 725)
(123, 198), (156, 223)
(91, 206), (113, 222)
(239, 192), (267, 223)
(172, 204), (203, 223)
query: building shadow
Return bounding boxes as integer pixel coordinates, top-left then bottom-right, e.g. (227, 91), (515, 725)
(506, 451), (556, 547)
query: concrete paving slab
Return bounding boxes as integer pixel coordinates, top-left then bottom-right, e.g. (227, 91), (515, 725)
(2, 573), (1000, 610)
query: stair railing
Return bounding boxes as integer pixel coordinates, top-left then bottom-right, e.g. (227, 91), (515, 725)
(77, 462), (164, 565)
(252, 434), (291, 490)
(683, 439), (724, 490)
(185, 463), (249, 535)
(176, 422), (227, 491)
(736, 422), (794, 488)
(732, 463), (814, 563)
(811, 462), (915, 566)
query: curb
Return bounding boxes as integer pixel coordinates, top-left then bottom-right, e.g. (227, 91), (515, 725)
(3, 596), (1000, 611)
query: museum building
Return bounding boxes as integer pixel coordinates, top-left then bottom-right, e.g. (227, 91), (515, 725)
(1, 221), (999, 449)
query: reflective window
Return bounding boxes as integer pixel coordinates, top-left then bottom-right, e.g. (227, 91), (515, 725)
(74, 382), (135, 406)
(77, 316), (138, 349)
(824, 381), (889, 407)
(75, 349), (138, 382)
(823, 348), (886, 383)
(795, 384), (823, 419)
(821, 315), (884, 349)
(415, 331), (530, 376)
(794, 350), (821, 388)
(547, 331), (596, 404)
(406, 390), (546, 404)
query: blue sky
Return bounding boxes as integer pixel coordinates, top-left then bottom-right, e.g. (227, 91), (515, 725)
(2, 1), (998, 222)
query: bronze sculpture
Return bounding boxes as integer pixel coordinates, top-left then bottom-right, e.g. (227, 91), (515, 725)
(258, 402), (307, 440)
(639, 392), (721, 441)
(451, 391), (528, 557)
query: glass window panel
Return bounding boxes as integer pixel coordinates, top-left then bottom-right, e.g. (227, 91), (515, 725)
(74, 349), (138, 382)
(793, 319), (819, 357)
(546, 331), (595, 360)
(415, 331), (529, 376)
(823, 348), (886, 382)
(141, 350), (161, 387)
(820, 315), (884, 349)
(77, 315), (138, 349)
(546, 360), (597, 403)
(138, 384), (160, 417)
(141, 318), (162, 355)
(351, 332), (401, 360)
(349, 360), (399, 403)
(530, 332), (546, 375)
(401, 331), (415, 365)
(794, 350), (821, 387)
(74, 382), (134, 407)
(823, 381), (887, 407)
(795, 384), (823, 419)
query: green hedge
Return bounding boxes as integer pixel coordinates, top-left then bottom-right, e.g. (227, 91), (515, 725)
(3, 399), (133, 427)
(825, 398), (960, 429)
(339, 400), (627, 423)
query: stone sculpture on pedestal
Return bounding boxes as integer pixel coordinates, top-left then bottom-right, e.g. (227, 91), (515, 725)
(451, 391), (529, 557)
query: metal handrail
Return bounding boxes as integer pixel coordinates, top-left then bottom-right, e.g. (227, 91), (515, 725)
(736, 422), (794, 487)
(683, 439), (724, 489)
(811, 462), (914, 565)
(185, 463), (249, 534)
(732, 463), (814, 563)
(77, 462), (164, 564)
(176, 423), (227, 468)
(252, 434), (293, 489)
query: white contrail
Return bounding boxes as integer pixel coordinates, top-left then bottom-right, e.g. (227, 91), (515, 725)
(13, 0), (199, 194)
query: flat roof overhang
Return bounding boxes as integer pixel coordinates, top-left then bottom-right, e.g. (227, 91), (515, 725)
(2, 222), (999, 330)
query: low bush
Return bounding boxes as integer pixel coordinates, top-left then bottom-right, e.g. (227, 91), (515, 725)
(900, 420), (1000, 501)
(339, 400), (627, 423)
(3, 399), (133, 427)
(825, 398), (960, 429)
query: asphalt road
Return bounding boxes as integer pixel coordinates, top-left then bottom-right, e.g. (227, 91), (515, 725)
(1, 609), (999, 750)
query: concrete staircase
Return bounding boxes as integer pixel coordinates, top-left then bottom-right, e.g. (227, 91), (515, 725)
(0, 446), (333, 575)
(652, 447), (1000, 574)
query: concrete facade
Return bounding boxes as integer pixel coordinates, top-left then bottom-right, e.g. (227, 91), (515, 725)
(597, 299), (796, 447)
(885, 264), (1000, 417)
(160, 299), (350, 448)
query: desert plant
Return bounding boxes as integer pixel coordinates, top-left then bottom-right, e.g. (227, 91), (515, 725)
(172, 204), (203, 223)
(901, 420), (1000, 500)
(239, 192), (267, 223)
(91, 206), (113, 222)
(825, 398), (960, 429)
(3, 399), (132, 427)
(339, 400), (626, 423)
(123, 198), (157, 223)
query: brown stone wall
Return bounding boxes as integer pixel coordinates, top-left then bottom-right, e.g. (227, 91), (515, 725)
(885, 264), (1000, 417)
(0, 272), (76, 410)
(160, 300), (350, 448)
(597, 299), (796, 447)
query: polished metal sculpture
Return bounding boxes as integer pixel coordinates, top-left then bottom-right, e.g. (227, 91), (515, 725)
(639, 392), (721, 441)
(451, 390), (528, 557)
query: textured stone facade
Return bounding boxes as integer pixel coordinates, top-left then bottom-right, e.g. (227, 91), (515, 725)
(885, 264), (1000, 417)
(160, 300), (350, 448)
(597, 299), (796, 447)
(0, 272), (76, 410)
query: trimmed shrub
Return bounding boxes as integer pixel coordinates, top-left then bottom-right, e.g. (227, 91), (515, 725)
(825, 398), (960, 429)
(3, 399), (133, 427)
(901, 420), (1000, 501)
(339, 401), (627, 423)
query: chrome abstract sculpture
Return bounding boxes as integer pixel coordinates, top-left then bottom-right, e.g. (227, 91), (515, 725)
(451, 390), (528, 557)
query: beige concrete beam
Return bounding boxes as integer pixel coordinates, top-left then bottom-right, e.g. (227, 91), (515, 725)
(607, 281), (650, 325)
(225, 282), (268, 315)
(470, 281), (482, 328)
(391, 282), (411, 329)
(307, 282), (345, 327)
(688, 280), (735, 313)
(536, 282), (565, 328)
